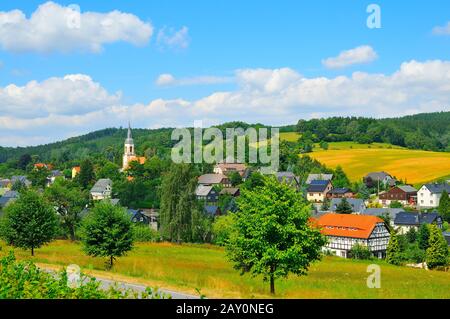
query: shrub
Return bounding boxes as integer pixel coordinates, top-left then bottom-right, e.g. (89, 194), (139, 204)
(349, 244), (372, 260)
(0, 251), (169, 299)
(402, 243), (426, 263)
(132, 224), (160, 242)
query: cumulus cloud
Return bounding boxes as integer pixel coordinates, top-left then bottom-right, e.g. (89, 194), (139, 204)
(322, 45), (378, 69)
(157, 26), (190, 50)
(0, 1), (153, 53)
(1, 60), (450, 146)
(155, 73), (233, 86)
(433, 22), (450, 35)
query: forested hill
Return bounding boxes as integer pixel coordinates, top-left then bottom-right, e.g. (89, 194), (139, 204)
(0, 111), (448, 166)
(295, 111), (450, 152)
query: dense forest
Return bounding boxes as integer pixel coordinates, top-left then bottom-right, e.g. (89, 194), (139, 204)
(296, 111), (450, 152)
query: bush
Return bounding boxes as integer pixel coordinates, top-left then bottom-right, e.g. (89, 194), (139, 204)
(132, 224), (161, 242)
(349, 244), (372, 260)
(401, 243), (425, 263)
(0, 251), (169, 299)
(212, 214), (236, 246)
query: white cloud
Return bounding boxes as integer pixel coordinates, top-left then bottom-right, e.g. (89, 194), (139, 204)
(322, 45), (378, 69)
(157, 26), (189, 50)
(433, 22), (450, 35)
(156, 73), (233, 86)
(1, 60), (450, 146)
(0, 1), (153, 53)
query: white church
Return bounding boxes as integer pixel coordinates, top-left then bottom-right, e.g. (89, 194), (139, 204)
(122, 123), (146, 171)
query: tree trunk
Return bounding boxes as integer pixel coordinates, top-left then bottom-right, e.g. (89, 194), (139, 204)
(110, 255), (114, 269)
(270, 265), (275, 295)
(70, 227), (76, 241)
(31, 247), (34, 256)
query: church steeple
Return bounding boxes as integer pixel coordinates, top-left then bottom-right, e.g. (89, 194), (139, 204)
(125, 121), (133, 145)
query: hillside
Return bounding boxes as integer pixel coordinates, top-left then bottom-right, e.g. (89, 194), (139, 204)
(309, 142), (450, 184)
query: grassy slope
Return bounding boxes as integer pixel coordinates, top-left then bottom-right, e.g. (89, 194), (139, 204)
(309, 142), (450, 185)
(1, 240), (449, 299)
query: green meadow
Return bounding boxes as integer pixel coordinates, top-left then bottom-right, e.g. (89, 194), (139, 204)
(1, 240), (449, 299)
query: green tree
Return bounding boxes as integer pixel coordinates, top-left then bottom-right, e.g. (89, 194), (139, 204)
(2, 190), (58, 256)
(321, 197), (330, 211)
(389, 201), (403, 208)
(212, 214), (236, 246)
(229, 171), (243, 187)
(349, 243), (372, 260)
(77, 159), (95, 190)
(81, 201), (133, 269)
(96, 161), (121, 182)
(438, 190), (450, 222)
(418, 224), (430, 251)
(159, 164), (199, 242)
(425, 224), (449, 269)
(333, 166), (350, 188)
(28, 167), (50, 188)
(242, 171), (265, 190)
(406, 227), (417, 244)
(227, 176), (326, 295)
(44, 179), (88, 241)
(335, 198), (353, 214)
(386, 231), (402, 265)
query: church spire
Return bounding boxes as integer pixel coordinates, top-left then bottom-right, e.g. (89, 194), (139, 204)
(125, 122), (134, 145)
(127, 121), (132, 140)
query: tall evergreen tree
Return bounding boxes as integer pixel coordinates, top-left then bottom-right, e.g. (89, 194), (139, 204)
(438, 190), (450, 222)
(2, 190), (58, 256)
(77, 159), (95, 190)
(418, 223), (430, 251)
(386, 231), (402, 265)
(333, 166), (350, 188)
(425, 224), (449, 269)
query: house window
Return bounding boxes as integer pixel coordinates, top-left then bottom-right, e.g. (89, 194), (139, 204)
(430, 200), (433, 204)
(421, 200), (424, 204)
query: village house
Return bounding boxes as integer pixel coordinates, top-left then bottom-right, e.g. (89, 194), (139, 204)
(307, 180), (333, 203)
(213, 162), (247, 177)
(443, 232), (450, 247)
(276, 172), (301, 190)
(47, 170), (64, 186)
(363, 171), (397, 189)
(315, 213), (391, 259)
(195, 185), (219, 202)
(0, 190), (19, 209)
(204, 205), (222, 217)
(141, 209), (159, 231)
(198, 174), (231, 187)
(72, 166), (80, 179)
(34, 163), (54, 170)
(127, 209), (151, 225)
(326, 188), (354, 199)
(417, 183), (450, 209)
(362, 208), (404, 227)
(11, 176), (31, 188)
(90, 178), (112, 200)
(379, 185), (417, 206)
(0, 179), (11, 193)
(305, 173), (333, 185)
(394, 211), (443, 234)
(330, 198), (366, 214)
(219, 187), (240, 197)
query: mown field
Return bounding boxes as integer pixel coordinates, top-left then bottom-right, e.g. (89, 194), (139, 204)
(309, 142), (450, 185)
(1, 240), (449, 299)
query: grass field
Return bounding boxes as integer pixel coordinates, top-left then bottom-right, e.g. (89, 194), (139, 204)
(309, 142), (450, 185)
(1, 240), (449, 299)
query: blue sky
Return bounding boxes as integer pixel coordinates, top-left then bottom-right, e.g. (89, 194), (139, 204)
(0, 1), (450, 146)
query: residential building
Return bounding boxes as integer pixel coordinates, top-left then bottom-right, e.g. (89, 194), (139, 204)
(11, 176), (31, 188)
(127, 209), (151, 224)
(417, 183), (450, 209)
(379, 185), (417, 206)
(443, 232), (450, 246)
(141, 209), (159, 231)
(315, 214), (390, 259)
(330, 198), (366, 214)
(90, 179), (112, 200)
(0, 190), (19, 208)
(204, 205), (221, 217)
(276, 172), (300, 190)
(34, 163), (54, 170)
(72, 166), (81, 179)
(362, 208), (404, 227)
(122, 123), (146, 171)
(220, 187), (240, 197)
(196, 185), (219, 202)
(213, 162), (247, 177)
(305, 173), (333, 185)
(363, 171), (396, 188)
(198, 174), (231, 187)
(326, 188), (354, 199)
(307, 180), (333, 203)
(47, 170), (64, 186)
(394, 211), (443, 234)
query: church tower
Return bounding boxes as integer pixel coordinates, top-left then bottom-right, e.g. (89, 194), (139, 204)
(123, 122), (135, 170)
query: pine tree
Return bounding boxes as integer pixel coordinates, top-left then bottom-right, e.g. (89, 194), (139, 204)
(425, 224), (449, 269)
(77, 159), (95, 190)
(335, 198), (353, 214)
(418, 223), (430, 251)
(386, 231), (402, 265)
(438, 190), (450, 222)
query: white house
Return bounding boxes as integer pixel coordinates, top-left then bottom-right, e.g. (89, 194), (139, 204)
(417, 183), (450, 209)
(315, 214), (390, 259)
(307, 180), (333, 203)
(90, 179), (112, 200)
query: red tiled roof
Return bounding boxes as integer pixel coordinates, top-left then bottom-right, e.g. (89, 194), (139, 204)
(316, 213), (383, 239)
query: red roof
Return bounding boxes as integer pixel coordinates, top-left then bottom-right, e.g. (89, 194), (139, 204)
(73, 166), (81, 172)
(316, 214), (384, 239)
(34, 163), (54, 170)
